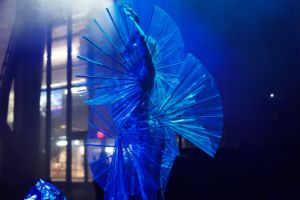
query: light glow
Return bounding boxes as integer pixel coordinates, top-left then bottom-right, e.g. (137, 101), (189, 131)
(42, 78), (86, 90)
(270, 93), (275, 98)
(56, 140), (68, 147)
(97, 131), (105, 139)
(74, 140), (80, 146)
(105, 147), (114, 154)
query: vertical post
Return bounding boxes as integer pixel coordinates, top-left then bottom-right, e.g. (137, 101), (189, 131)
(0, 30), (16, 132)
(66, 13), (73, 183)
(86, 38), (95, 183)
(45, 20), (52, 180)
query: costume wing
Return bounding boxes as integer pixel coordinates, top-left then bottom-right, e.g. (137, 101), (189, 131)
(151, 54), (223, 157)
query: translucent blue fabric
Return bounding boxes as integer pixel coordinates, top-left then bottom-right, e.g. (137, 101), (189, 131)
(24, 179), (66, 200)
(78, 4), (223, 200)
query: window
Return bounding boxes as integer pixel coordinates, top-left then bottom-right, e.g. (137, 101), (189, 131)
(39, 0), (121, 184)
(41, 10), (90, 183)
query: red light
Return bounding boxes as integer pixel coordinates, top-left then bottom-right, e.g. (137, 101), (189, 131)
(97, 131), (105, 139)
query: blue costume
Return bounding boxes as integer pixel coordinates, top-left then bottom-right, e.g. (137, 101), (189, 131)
(78, 2), (223, 199)
(24, 179), (66, 200)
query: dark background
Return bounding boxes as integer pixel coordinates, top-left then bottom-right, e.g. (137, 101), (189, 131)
(157, 0), (300, 199)
(136, 0), (300, 151)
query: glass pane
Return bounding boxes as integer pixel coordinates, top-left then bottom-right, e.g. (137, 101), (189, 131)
(72, 87), (88, 132)
(50, 140), (67, 181)
(42, 47), (47, 87)
(72, 140), (85, 182)
(72, 35), (80, 63)
(50, 88), (67, 181)
(39, 91), (46, 167)
(42, 71), (47, 90)
(7, 81), (14, 130)
(40, 91), (46, 118)
(52, 38), (67, 71)
(72, 13), (88, 36)
(52, 23), (67, 40)
(51, 35), (67, 88)
(72, 35), (88, 132)
(72, 35), (88, 81)
(88, 167), (93, 182)
(0, 0), (15, 69)
(52, 67), (67, 87)
(51, 89), (66, 136)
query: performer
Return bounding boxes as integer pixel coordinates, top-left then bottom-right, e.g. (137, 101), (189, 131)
(79, 2), (223, 199)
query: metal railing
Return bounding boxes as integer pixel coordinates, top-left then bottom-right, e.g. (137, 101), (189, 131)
(0, 28), (15, 89)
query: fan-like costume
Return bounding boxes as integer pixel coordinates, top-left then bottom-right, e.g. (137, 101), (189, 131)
(24, 179), (66, 200)
(78, 2), (223, 199)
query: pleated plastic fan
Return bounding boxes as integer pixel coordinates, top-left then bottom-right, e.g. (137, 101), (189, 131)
(77, 2), (223, 199)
